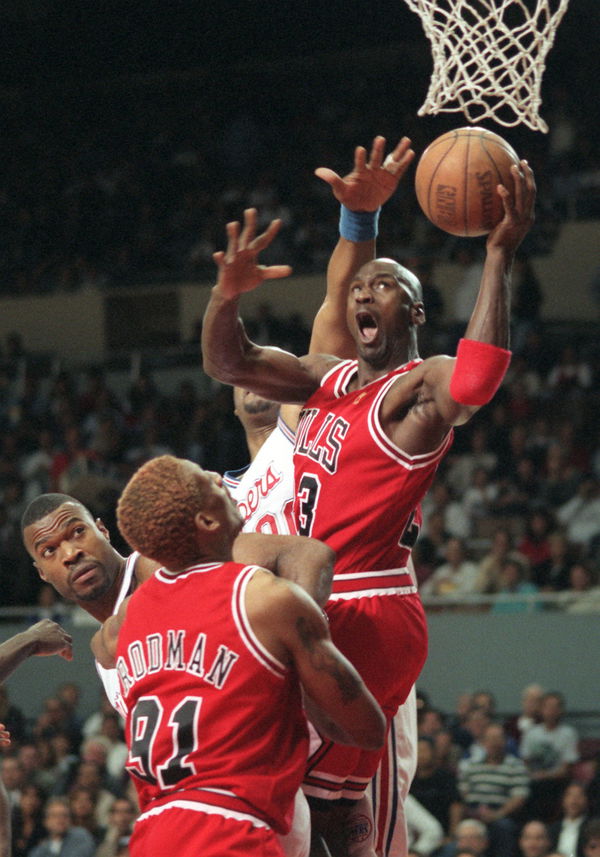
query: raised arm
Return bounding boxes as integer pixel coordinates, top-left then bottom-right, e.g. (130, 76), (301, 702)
(412, 161), (536, 428)
(233, 531), (334, 606)
(202, 210), (331, 402)
(0, 620), (72, 683)
(310, 135), (415, 358)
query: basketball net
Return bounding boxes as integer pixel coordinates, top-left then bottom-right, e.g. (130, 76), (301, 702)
(403, 0), (570, 132)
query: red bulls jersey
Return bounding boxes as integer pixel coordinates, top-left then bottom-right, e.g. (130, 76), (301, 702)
(294, 359), (453, 583)
(115, 561), (308, 834)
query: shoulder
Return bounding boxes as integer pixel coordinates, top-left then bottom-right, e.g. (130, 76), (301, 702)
(133, 553), (161, 584)
(299, 353), (344, 382)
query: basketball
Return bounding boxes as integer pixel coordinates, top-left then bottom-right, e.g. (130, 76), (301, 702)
(414, 127), (521, 237)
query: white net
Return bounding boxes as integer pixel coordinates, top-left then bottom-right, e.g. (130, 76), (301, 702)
(403, 0), (570, 132)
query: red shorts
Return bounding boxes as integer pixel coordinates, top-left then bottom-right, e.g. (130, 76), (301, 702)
(304, 591), (427, 801)
(130, 800), (285, 857)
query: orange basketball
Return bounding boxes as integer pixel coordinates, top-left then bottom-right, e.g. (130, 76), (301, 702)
(415, 127), (521, 237)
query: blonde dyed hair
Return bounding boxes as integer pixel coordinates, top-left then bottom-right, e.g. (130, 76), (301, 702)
(117, 455), (209, 571)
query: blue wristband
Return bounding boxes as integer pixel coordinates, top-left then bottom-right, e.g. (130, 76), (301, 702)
(339, 205), (380, 242)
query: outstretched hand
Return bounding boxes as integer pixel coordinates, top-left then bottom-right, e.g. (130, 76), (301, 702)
(0, 724), (10, 748)
(315, 135), (415, 212)
(26, 619), (73, 661)
(487, 160), (536, 253)
(213, 209), (292, 300)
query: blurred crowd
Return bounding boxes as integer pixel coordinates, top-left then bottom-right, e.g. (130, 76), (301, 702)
(2, 676), (600, 857)
(1, 49), (598, 297)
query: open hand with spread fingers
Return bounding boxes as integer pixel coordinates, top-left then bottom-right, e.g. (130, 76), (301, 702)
(213, 208), (292, 300)
(315, 135), (415, 213)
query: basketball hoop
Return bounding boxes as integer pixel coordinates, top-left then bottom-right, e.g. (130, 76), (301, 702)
(403, 0), (570, 132)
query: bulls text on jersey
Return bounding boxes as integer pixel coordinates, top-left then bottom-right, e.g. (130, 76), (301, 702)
(294, 409), (350, 475)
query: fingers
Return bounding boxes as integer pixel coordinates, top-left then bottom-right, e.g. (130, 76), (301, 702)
(314, 167), (345, 195)
(239, 207), (258, 247)
(367, 136), (386, 170)
(262, 264), (293, 281)
(390, 136), (413, 161)
(354, 145), (368, 171)
(252, 217), (282, 252)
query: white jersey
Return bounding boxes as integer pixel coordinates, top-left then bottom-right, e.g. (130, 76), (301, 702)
(95, 551), (139, 717)
(224, 414), (296, 535)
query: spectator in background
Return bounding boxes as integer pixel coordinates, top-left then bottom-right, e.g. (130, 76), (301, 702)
(505, 683), (545, 745)
(490, 556), (540, 614)
(405, 793), (445, 856)
(11, 783), (46, 857)
(95, 798), (137, 857)
(533, 531), (576, 591)
(421, 481), (471, 542)
(459, 723), (530, 857)
(1, 755), (26, 814)
(546, 345), (593, 401)
(549, 781), (591, 857)
(517, 509), (556, 581)
(563, 562), (600, 613)
(68, 786), (106, 844)
(410, 736), (464, 841)
(519, 820), (553, 857)
(475, 528), (528, 594)
(27, 796), (96, 857)
(447, 424), (498, 496)
(437, 818), (491, 857)
(520, 692), (579, 822)
(421, 537), (479, 598)
(557, 475), (600, 554)
(581, 818), (600, 857)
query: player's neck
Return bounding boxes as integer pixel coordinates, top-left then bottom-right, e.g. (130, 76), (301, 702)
(80, 560), (126, 623)
(245, 422), (277, 461)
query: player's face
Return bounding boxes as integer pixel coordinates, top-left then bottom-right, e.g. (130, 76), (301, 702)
(347, 259), (423, 368)
(23, 502), (121, 603)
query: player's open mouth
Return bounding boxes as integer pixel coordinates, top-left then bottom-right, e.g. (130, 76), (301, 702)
(356, 311), (378, 344)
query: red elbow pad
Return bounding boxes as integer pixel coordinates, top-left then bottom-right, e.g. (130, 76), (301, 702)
(449, 338), (512, 406)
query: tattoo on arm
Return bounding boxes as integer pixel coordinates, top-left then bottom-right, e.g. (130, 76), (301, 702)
(296, 615), (361, 704)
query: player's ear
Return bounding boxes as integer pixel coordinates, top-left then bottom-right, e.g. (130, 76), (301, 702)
(411, 302), (426, 327)
(96, 518), (110, 541)
(33, 562), (45, 581)
(194, 511), (220, 532)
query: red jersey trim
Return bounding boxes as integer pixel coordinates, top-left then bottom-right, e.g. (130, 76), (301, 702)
(231, 565), (288, 679)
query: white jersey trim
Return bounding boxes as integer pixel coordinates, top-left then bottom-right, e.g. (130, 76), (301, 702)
(231, 565), (288, 678)
(95, 551), (139, 717)
(368, 372), (453, 469)
(328, 585), (417, 601)
(136, 798), (271, 829)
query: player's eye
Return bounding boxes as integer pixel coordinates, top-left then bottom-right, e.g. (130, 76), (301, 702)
(41, 547), (55, 558)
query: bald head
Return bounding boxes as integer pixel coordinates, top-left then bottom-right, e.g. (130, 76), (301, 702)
(359, 258), (423, 305)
